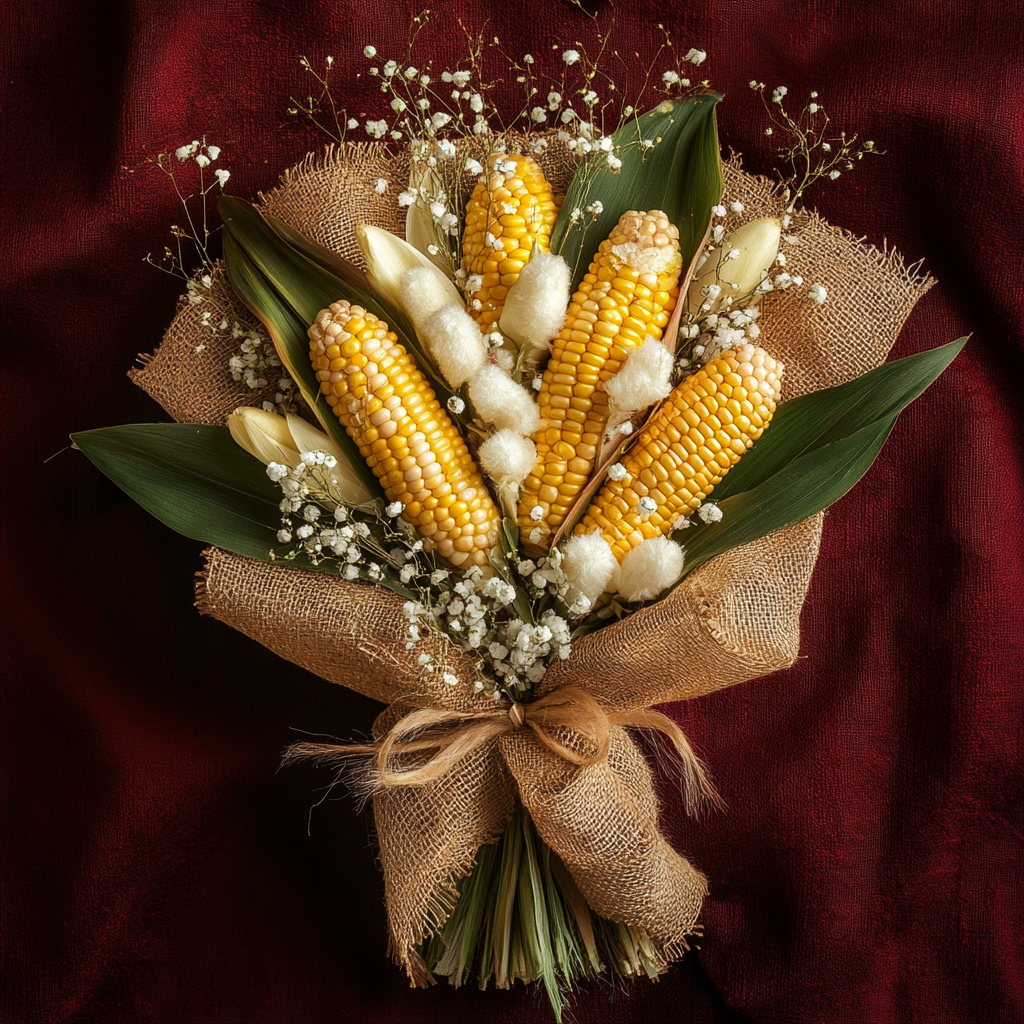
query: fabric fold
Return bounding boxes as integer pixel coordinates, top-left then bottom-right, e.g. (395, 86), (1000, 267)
(501, 726), (707, 946)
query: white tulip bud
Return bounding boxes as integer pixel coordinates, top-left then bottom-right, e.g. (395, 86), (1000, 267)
(356, 223), (462, 319)
(687, 217), (781, 315)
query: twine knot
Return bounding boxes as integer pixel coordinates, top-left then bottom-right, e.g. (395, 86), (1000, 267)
(508, 702), (526, 728)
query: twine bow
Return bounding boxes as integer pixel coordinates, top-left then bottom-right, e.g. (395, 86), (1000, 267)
(288, 684), (721, 815)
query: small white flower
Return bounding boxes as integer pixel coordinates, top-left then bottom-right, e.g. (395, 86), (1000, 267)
(637, 496), (657, 518)
(807, 283), (828, 304)
(391, 97), (406, 113)
(808, 102), (819, 114)
(452, 70), (471, 87)
(729, 200), (744, 214)
(684, 47), (707, 65)
(442, 672), (459, 687)
(530, 505), (544, 522)
(711, 204), (727, 218)
(547, 91), (562, 110)
(531, 106), (547, 123)
(266, 462), (289, 482)
(698, 503), (723, 524)
(470, 93), (483, 113)
(383, 60), (398, 77)
(195, 154), (210, 168)
(829, 169), (841, 180)
(465, 158), (483, 175)
(374, 178), (388, 194)
(365, 119), (388, 138)
(727, 248), (741, 260)
(606, 462), (627, 482)
(606, 153), (622, 171)
(397, 189), (416, 207)
(206, 146), (221, 161)
(405, 66), (417, 79)
(363, 45), (377, 58)
(561, 49), (580, 65)
(663, 70), (680, 85)
(276, 529), (293, 543)
(821, 142), (832, 152)
(347, 118), (358, 129)
(437, 138), (456, 158)
(214, 169), (230, 188)
(586, 200), (603, 215)
(774, 272), (793, 289)
(772, 85), (788, 103)
(297, 524), (314, 539)
(447, 395), (465, 414)
(431, 112), (452, 129)
(386, 501), (404, 517)
(523, 53), (534, 64)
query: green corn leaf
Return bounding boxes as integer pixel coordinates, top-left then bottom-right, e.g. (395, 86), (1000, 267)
(677, 337), (967, 575)
(221, 233), (380, 499)
(220, 197), (452, 399)
(72, 424), (293, 564)
(681, 415), (897, 575)
(550, 94), (724, 290)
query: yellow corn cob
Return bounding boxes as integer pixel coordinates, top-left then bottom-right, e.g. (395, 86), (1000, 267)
(461, 153), (561, 331)
(517, 210), (682, 547)
(575, 344), (783, 562)
(308, 301), (501, 567)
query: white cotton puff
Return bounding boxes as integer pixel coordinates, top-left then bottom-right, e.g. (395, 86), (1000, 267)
(468, 363), (541, 434)
(605, 337), (674, 419)
(420, 303), (488, 388)
(615, 534), (685, 603)
(498, 252), (571, 354)
(400, 267), (452, 333)
(478, 429), (536, 485)
(561, 532), (619, 605)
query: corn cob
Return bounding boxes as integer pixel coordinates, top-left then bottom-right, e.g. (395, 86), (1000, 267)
(575, 344), (783, 562)
(461, 153), (561, 332)
(577, 348), (782, 565)
(308, 301), (501, 566)
(517, 210), (682, 547)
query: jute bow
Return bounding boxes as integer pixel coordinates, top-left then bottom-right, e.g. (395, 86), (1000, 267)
(288, 684), (720, 815)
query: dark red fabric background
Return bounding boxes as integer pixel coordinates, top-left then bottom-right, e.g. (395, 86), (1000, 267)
(3, 3), (1022, 1022)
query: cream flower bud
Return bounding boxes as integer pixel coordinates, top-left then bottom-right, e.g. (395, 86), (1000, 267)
(686, 217), (781, 315)
(356, 223), (462, 320)
(227, 407), (373, 505)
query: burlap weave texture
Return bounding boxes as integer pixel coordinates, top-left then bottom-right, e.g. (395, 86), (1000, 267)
(141, 137), (931, 978)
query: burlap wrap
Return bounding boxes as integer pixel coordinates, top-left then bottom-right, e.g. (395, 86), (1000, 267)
(137, 138), (933, 980)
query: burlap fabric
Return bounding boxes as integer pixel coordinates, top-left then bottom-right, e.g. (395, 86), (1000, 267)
(136, 138), (933, 980)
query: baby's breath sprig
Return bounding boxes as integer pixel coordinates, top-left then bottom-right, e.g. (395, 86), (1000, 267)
(289, 55), (350, 144)
(751, 83), (881, 211)
(145, 138), (231, 282)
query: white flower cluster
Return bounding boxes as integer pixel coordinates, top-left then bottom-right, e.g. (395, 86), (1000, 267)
(402, 561), (574, 699)
(174, 139), (230, 187)
(225, 319), (297, 413)
(679, 306), (764, 369)
(267, 455), (429, 585)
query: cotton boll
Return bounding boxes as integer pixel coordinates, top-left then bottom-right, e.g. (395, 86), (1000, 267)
(468, 364), (541, 434)
(421, 304), (488, 388)
(605, 337), (674, 420)
(478, 429), (537, 517)
(400, 267), (452, 333)
(498, 252), (571, 356)
(615, 535), (685, 603)
(479, 429), (536, 483)
(561, 532), (618, 605)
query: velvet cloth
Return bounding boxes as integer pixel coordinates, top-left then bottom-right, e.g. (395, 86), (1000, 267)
(2, 3), (1022, 1021)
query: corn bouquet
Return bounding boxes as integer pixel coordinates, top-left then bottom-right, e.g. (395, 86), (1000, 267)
(76, 44), (956, 1024)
